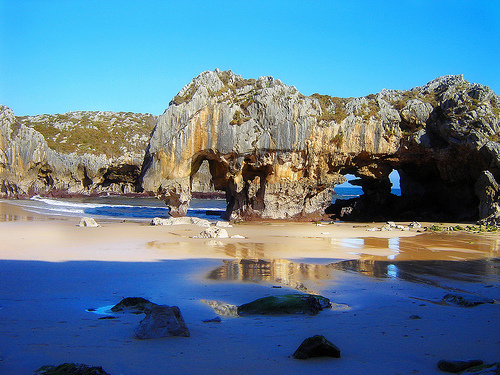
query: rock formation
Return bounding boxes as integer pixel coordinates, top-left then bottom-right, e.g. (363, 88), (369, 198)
(293, 335), (341, 360)
(2, 69), (500, 222)
(0, 108), (156, 197)
(140, 70), (500, 221)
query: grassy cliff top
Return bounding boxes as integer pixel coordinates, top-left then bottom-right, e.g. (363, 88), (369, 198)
(17, 111), (157, 157)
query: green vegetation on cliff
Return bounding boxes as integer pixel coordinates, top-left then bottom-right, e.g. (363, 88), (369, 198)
(18, 111), (156, 157)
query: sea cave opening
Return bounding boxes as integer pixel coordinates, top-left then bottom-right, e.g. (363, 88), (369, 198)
(190, 159), (227, 219)
(327, 169), (403, 221)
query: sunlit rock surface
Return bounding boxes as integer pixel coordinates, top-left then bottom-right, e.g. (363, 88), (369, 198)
(141, 70), (500, 221)
(0, 107), (156, 197)
(2, 69), (500, 222)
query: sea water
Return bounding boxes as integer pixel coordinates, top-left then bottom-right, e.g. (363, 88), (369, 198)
(9, 186), (400, 221)
(10, 196), (226, 221)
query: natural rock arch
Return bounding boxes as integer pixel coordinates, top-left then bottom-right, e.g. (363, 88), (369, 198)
(139, 70), (500, 222)
(137, 70), (500, 222)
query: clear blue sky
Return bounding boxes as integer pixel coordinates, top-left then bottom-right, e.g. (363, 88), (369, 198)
(1, 0), (499, 116)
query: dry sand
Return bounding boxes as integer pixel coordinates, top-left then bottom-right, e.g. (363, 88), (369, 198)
(0, 201), (499, 374)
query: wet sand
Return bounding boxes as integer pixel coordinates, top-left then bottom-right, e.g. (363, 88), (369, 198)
(0, 201), (499, 374)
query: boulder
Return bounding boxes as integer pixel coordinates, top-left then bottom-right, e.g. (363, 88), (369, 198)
(135, 305), (190, 339)
(78, 217), (100, 227)
(476, 171), (500, 225)
(35, 363), (110, 375)
(237, 294), (331, 316)
(202, 293), (333, 317)
(191, 217), (211, 227)
(216, 221), (232, 227)
(201, 299), (239, 317)
(408, 221), (422, 228)
(437, 359), (484, 373)
(151, 216), (211, 227)
(458, 363), (500, 374)
(195, 226), (229, 239)
(293, 335), (341, 360)
(110, 297), (156, 313)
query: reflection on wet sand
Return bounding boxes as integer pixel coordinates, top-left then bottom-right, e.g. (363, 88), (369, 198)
(207, 258), (332, 291)
(330, 258), (500, 284)
(0, 214), (37, 222)
(207, 233), (500, 288)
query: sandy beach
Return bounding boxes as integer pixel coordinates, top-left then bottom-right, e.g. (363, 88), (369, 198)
(0, 201), (499, 375)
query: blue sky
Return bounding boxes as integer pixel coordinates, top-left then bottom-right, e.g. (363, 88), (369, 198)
(1, 0), (499, 116)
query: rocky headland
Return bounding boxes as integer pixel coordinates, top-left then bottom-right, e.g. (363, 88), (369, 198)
(0, 109), (156, 196)
(2, 70), (500, 222)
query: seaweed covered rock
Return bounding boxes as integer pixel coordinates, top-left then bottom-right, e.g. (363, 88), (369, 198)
(135, 305), (190, 339)
(293, 335), (341, 360)
(35, 363), (110, 375)
(110, 297), (157, 313)
(237, 294), (331, 316)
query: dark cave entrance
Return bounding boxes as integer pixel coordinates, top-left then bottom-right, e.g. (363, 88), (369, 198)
(327, 168), (403, 221)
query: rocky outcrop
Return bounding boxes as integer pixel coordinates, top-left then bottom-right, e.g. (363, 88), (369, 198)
(141, 70), (500, 221)
(0, 107), (156, 197)
(3, 70), (500, 222)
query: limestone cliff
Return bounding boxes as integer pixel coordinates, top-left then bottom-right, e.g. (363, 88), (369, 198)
(3, 69), (500, 223)
(141, 70), (500, 222)
(0, 108), (156, 197)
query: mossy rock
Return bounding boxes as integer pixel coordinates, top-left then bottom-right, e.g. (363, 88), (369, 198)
(237, 294), (331, 316)
(110, 297), (157, 313)
(35, 363), (110, 375)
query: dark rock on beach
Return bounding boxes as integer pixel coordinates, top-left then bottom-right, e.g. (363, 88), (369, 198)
(202, 293), (333, 317)
(237, 294), (332, 316)
(458, 363), (500, 374)
(442, 294), (495, 308)
(35, 363), (110, 375)
(108, 297), (190, 339)
(135, 305), (190, 339)
(110, 297), (157, 313)
(438, 359), (484, 373)
(293, 335), (341, 360)
(202, 316), (222, 323)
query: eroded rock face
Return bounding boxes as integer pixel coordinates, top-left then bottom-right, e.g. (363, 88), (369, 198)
(3, 70), (500, 222)
(0, 107), (156, 197)
(141, 70), (500, 221)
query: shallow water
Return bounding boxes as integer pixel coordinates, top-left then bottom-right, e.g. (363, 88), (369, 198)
(206, 233), (500, 288)
(1, 196), (227, 221)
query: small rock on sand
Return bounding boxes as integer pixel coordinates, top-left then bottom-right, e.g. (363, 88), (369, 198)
(293, 335), (341, 360)
(195, 226), (229, 239)
(135, 305), (190, 339)
(35, 363), (110, 375)
(78, 217), (100, 227)
(437, 359), (484, 373)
